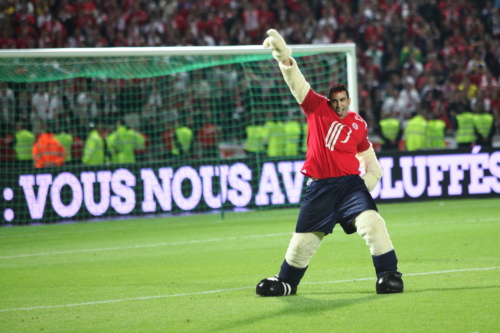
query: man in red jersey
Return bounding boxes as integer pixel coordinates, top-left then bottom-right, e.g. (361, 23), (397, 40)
(256, 30), (403, 296)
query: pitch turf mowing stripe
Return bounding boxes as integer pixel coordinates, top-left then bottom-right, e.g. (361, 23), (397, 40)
(0, 266), (498, 313)
(0, 232), (293, 259)
(0, 200), (496, 240)
(0, 213), (299, 240)
(1, 215), (498, 259)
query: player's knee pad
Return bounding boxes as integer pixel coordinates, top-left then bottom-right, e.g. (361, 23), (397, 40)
(285, 232), (324, 269)
(354, 210), (393, 256)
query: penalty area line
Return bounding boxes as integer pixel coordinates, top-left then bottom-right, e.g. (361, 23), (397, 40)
(1, 266), (498, 313)
(0, 232), (292, 259)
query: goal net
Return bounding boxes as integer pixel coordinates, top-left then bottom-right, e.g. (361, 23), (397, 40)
(0, 45), (356, 225)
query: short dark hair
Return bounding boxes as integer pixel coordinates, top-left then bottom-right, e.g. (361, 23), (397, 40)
(328, 83), (349, 99)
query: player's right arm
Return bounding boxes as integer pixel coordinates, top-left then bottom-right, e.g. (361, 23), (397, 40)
(263, 29), (310, 104)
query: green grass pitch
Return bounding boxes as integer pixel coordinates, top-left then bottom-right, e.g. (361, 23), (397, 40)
(1, 198), (499, 332)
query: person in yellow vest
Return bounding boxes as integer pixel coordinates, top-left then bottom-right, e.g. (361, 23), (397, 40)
(404, 112), (428, 151)
(299, 115), (307, 155)
(284, 112), (302, 156)
(378, 111), (402, 151)
(13, 122), (35, 166)
(454, 108), (476, 149)
(243, 114), (266, 157)
(82, 122), (105, 165)
(173, 119), (194, 157)
(162, 119), (193, 159)
(106, 120), (145, 164)
(473, 106), (495, 147)
(264, 111), (286, 157)
(426, 113), (447, 149)
(54, 124), (73, 164)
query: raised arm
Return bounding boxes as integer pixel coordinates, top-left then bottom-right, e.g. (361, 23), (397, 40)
(263, 29), (310, 104)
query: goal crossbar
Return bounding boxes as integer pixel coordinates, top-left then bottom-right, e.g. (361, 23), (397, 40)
(0, 44), (358, 112)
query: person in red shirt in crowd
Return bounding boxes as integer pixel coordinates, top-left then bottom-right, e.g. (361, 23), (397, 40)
(196, 12), (214, 37)
(256, 30), (403, 297)
(32, 125), (67, 168)
(162, 120), (177, 159)
(197, 111), (222, 159)
(14, 3), (36, 27)
(15, 19), (37, 40)
(258, 3), (276, 29)
(174, 8), (189, 37)
(16, 24), (36, 49)
(0, 124), (15, 164)
(363, 55), (382, 80)
(78, 0), (97, 16)
(0, 26), (16, 49)
(40, 15), (67, 38)
(242, 3), (260, 40)
(128, 2), (148, 25)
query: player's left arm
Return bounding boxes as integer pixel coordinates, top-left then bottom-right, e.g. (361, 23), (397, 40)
(356, 125), (382, 192)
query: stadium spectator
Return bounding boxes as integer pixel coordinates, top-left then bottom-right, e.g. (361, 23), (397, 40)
(404, 112), (428, 151)
(106, 120), (145, 164)
(455, 108), (476, 149)
(426, 113), (447, 148)
(243, 113), (266, 157)
(54, 123), (73, 164)
(283, 112), (301, 156)
(0, 82), (15, 126)
(13, 122), (35, 166)
(395, 76), (421, 122)
(263, 111), (286, 157)
(473, 100), (496, 147)
(82, 122), (105, 165)
(32, 124), (67, 168)
(379, 111), (402, 151)
(403, 53), (424, 79)
(31, 83), (50, 135)
(117, 79), (143, 129)
(14, 90), (32, 129)
(197, 111), (222, 159)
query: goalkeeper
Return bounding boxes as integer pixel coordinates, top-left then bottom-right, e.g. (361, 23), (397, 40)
(256, 30), (404, 296)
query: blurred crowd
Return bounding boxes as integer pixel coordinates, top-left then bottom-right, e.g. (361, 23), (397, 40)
(1, 0), (500, 167)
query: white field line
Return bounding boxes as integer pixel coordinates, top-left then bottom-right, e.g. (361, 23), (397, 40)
(0, 232), (292, 259)
(2, 215), (500, 258)
(390, 218), (500, 227)
(0, 266), (498, 313)
(0, 215), (295, 240)
(1, 202), (498, 240)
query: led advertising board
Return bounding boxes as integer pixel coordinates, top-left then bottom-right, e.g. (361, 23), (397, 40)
(2, 148), (499, 224)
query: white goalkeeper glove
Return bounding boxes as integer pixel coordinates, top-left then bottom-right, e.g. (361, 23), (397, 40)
(263, 29), (292, 62)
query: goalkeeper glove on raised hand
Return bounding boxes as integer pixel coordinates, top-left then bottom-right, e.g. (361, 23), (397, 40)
(263, 29), (292, 62)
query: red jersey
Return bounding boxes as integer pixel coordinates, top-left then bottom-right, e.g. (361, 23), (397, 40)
(300, 89), (371, 179)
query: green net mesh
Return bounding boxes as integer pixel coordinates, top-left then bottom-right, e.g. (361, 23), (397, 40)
(0, 51), (348, 225)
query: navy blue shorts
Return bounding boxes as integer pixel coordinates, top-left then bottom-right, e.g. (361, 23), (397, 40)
(296, 175), (378, 235)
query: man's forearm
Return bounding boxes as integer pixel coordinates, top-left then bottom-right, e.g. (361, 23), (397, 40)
(278, 58), (310, 104)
